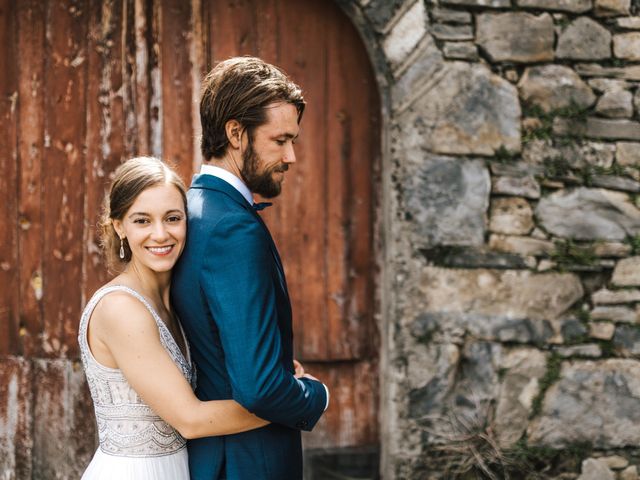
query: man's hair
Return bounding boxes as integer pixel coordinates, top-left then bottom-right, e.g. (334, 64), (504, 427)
(200, 56), (305, 160)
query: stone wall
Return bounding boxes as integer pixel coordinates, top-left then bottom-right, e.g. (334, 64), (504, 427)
(338, 0), (640, 477)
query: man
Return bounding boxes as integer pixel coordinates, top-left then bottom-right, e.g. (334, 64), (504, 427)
(171, 57), (329, 480)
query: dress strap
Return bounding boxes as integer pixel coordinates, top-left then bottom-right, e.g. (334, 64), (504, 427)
(78, 285), (166, 353)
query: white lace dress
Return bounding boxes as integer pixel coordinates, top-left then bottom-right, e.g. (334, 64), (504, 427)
(78, 285), (195, 479)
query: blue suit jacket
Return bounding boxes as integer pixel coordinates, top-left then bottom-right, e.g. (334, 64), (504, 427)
(171, 174), (327, 480)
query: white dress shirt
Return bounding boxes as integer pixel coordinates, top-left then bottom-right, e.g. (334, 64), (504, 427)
(199, 165), (330, 411)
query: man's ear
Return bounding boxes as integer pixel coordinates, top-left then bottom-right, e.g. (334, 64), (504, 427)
(224, 119), (243, 150)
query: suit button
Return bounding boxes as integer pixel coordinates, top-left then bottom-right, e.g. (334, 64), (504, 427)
(296, 420), (308, 429)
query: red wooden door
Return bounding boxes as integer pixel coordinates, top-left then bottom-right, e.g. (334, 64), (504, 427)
(204, 0), (381, 448)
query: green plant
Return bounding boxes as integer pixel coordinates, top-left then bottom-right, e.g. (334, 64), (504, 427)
(627, 235), (640, 255)
(543, 156), (572, 179)
(530, 354), (562, 418)
(494, 146), (519, 164)
(550, 240), (597, 269)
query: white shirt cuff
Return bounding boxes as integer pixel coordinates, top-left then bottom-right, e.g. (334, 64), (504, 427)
(323, 383), (330, 411)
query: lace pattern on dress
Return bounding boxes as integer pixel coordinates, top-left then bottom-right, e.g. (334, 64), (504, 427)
(78, 285), (195, 458)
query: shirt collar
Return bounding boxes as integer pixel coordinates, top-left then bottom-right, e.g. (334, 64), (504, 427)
(200, 164), (253, 205)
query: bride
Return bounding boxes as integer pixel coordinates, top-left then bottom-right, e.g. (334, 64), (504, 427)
(79, 157), (295, 479)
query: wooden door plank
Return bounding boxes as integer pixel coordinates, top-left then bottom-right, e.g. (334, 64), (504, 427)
(41, 0), (88, 358)
(31, 359), (96, 477)
(0, 357), (33, 478)
(0, 0), (20, 355)
(274, 0), (329, 360)
(84, 0), (128, 300)
(160, 0), (195, 182)
(17, 0), (47, 358)
(324, 5), (355, 360)
(342, 11), (380, 360)
(302, 360), (379, 448)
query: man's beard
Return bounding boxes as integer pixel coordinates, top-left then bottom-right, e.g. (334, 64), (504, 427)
(241, 140), (288, 198)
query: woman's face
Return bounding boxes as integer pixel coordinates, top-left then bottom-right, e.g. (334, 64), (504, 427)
(113, 183), (186, 274)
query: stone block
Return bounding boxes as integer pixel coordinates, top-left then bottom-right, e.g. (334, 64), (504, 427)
(612, 256), (640, 286)
(518, 64), (596, 113)
(614, 33), (640, 60)
(577, 458), (615, 480)
(575, 63), (640, 80)
(595, 89), (634, 118)
(492, 175), (541, 199)
(476, 13), (555, 63)
(489, 235), (555, 256)
(636, 89), (640, 114)
(517, 0), (592, 12)
(588, 77), (631, 91)
(490, 197), (534, 235)
(590, 305), (637, 322)
(430, 7), (472, 23)
(391, 35), (444, 111)
(495, 348), (547, 447)
(593, 242), (633, 257)
(420, 267), (584, 324)
(554, 344), (602, 357)
(600, 455), (629, 469)
(554, 117), (640, 141)
(617, 17), (640, 29)
(399, 62), (521, 155)
(535, 187), (640, 241)
(617, 142), (640, 167)
(442, 0), (510, 8)
(556, 17), (612, 60)
(589, 174), (640, 193)
(403, 156), (490, 247)
(560, 317), (589, 342)
(362, 0), (407, 32)
(589, 321), (615, 339)
(528, 359), (640, 448)
(593, 288), (640, 304)
(614, 324), (640, 355)
(595, 0), (631, 16)
(383, 1), (427, 66)
(431, 23), (473, 41)
(621, 465), (639, 480)
(442, 41), (478, 61)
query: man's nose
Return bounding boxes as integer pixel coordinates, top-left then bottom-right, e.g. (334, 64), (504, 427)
(283, 143), (296, 164)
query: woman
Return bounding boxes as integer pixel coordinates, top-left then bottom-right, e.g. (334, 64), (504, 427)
(79, 157), (295, 479)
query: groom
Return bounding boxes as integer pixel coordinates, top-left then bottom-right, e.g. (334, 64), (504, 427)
(171, 57), (329, 480)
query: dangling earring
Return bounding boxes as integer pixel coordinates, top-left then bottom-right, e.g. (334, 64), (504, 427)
(119, 237), (125, 259)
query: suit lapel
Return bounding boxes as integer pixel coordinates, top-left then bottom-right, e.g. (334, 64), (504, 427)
(191, 174), (291, 300)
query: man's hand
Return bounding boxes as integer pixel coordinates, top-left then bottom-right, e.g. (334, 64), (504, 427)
(293, 359), (305, 378)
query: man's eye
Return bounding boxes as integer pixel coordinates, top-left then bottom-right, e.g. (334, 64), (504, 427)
(276, 139), (285, 146)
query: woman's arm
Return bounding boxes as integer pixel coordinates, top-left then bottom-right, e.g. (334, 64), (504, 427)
(90, 292), (269, 439)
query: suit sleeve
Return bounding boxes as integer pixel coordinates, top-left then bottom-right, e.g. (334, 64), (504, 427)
(200, 212), (327, 431)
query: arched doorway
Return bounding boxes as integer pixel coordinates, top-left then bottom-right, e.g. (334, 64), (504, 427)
(201, 0), (382, 466)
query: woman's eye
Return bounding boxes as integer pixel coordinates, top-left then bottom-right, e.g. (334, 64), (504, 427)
(167, 216), (182, 222)
(133, 218), (149, 224)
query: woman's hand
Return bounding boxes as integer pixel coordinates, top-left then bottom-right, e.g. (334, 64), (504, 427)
(293, 359), (305, 378)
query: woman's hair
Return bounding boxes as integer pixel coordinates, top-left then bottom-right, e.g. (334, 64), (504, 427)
(200, 56), (305, 160)
(98, 156), (187, 271)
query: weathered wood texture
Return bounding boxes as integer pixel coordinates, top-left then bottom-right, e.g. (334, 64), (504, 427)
(0, 0), (379, 475)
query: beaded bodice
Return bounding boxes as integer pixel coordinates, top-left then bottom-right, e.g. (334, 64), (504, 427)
(78, 285), (195, 458)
